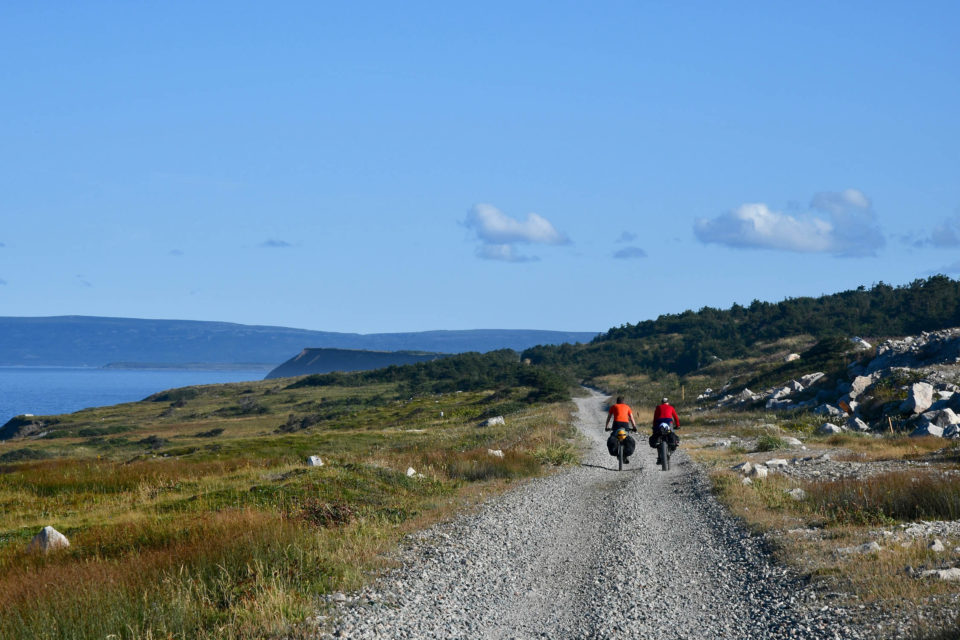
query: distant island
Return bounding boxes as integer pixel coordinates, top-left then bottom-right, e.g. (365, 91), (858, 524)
(0, 316), (598, 368)
(264, 348), (446, 379)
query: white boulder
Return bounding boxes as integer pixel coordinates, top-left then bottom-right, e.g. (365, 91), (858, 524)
(814, 404), (847, 418)
(901, 382), (935, 415)
(406, 467), (417, 477)
(741, 477), (753, 486)
(910, 423), (944, 438)
(786, 488), (807, 501)
(750, 465), (769, 479)
(782, 436), (803, 446)
(849, 375), (876, 399)
(487, 449), (505, 458)
(785, 353), (801, 362)
(930, 539), (946, 552)
(480, 416), (506, 427)
(846, 417), (871, 432)
(922, 408), (960, 427)
(306, 455), (324, 467)
(27, 526), (70, 554)
(766, 458), (789, 469)
(817, 423), (845, 435)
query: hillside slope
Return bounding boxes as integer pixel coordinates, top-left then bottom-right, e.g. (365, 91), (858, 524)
(265, 348), (446, 379)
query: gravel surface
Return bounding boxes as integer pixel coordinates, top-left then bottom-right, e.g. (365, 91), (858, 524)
(319, 391), (872, 639)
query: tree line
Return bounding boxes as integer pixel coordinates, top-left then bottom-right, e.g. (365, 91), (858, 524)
(523, 276), (960, 377)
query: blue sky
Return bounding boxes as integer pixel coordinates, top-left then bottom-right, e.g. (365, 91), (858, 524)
(1, 2), (958, 334)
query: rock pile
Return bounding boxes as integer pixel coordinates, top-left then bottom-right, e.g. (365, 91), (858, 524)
(703, 329), (960, 439)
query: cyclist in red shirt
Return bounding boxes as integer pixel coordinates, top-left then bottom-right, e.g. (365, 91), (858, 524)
(605, 396), (637, 463)
(650, 397), (680, 463)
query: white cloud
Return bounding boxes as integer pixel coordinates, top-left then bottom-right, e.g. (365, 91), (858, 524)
(810, 188), (871, 214)
(465, 204), (568, 246)
(476, 244), (538, 263)
(695, 191), (885, 257)
(464, 203), (567, 263)
(614, 246), (647, 259)
(695, 203), (834, 253)
(616, 231), (637, 243)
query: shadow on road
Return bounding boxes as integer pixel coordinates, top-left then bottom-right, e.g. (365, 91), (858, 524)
(580, 462), (643, 473)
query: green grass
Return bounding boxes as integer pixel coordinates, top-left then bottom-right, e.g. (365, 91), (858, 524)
(0, 377), (578, 639)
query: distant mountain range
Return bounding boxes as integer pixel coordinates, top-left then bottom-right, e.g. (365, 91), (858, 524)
(0, 316), (598, 368)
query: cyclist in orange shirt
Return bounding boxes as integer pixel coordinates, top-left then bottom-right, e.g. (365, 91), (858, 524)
(604, 396), (638, 463)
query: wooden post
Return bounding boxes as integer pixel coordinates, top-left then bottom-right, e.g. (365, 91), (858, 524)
(682, 385), (685, 402)
(887, 416), (894, 433)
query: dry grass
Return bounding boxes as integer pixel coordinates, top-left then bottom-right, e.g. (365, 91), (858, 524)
(685, 418), (960, 637)
(0, 382), (580, 639)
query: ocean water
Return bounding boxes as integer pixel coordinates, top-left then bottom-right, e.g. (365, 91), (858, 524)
(0, 367), (269, 425)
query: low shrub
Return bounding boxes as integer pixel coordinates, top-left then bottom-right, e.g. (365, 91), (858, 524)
(754, 434), (788, 452)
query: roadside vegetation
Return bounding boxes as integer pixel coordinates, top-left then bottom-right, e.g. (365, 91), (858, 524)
(592, 365), (960, 639)
(0, 354), (579, 639)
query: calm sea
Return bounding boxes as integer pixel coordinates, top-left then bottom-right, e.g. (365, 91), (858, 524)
(0, 367), (270, 425)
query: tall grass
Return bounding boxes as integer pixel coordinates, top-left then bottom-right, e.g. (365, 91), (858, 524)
(803, 471), (960, 525)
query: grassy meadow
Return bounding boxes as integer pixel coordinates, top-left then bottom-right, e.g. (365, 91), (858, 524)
(0, 375), (578, 639)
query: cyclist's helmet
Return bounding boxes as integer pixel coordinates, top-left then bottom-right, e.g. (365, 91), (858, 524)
(662, 397), (669, 403)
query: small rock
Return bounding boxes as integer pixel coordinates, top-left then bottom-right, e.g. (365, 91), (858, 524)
(480, 416), (505, 427)
(817, 423), (845, 435)
(27, 526), (70, 554)
(487, 449), (505, 458)
(782, 437), (803, 446)
(307, 455), (324, 467)
(930, 539), (946, 552)
(732, 461), (754, 475)
(837, 541), (882, 556)
(910, 423), (944, 438)
(750, 465), (769, 479)
(786, 488), (807, 501)
(766, 458), (789, 469)
(785, 353), (801, 362)
(406, 467), (417, 477)
(741, 477), (753, 486)
(921, 568), (960, 581)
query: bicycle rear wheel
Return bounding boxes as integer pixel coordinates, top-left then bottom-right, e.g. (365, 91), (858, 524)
(659, 440), (669, 471)
(618, 442), (624, 471)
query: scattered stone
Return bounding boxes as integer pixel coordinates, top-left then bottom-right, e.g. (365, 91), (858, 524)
(786, 488), (807, 500)
(766, 458), (789, 469)
(741, 477), (753, 486)
(930, 539), (946, 552)
(750, 465), (769, 479)
(480, 416), (505, 427)
(922, 408), (960, 427)
(406, 467), (417, 477)
(817, 423), (845, 435)
(846, 417), (871, 432)
(307, 455), (324, 467)
(487, 449), (505, 458)
(782, 436), (803, 446)
(26, 526), (70, 553)
(785, 353), (801, 362)
(849, 374), (876, 399)
(851, 336), (873, 350)
(732, 461), (754, 475)
(837, 541), (882, 556)
(921, 568), (960, 581)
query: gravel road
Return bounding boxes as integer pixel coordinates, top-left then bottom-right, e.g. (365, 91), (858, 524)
(321, 391), (870, 639)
